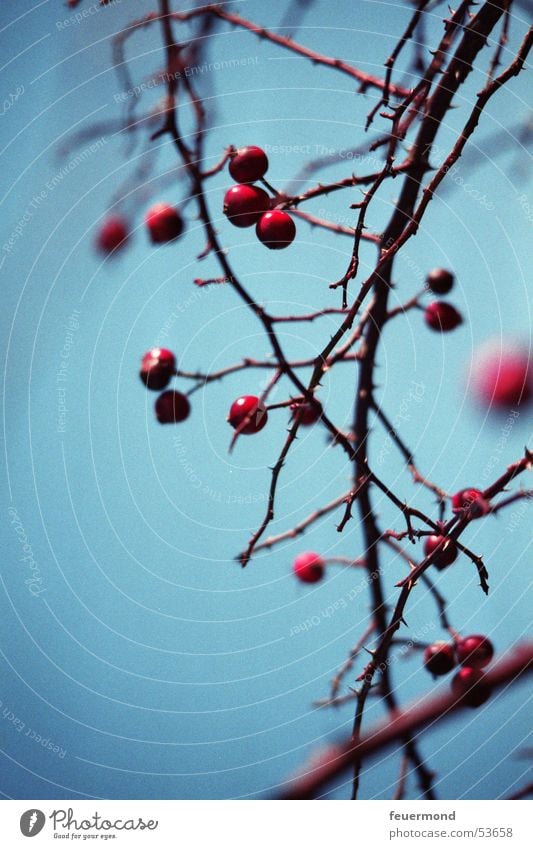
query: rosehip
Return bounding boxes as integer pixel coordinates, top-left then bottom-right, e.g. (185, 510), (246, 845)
(155, 390), (190, 424)
(424, 301), (463, 332)
(293, 552), (325, 584)
(424, 534), (458, 570)
(451, 667), (492, 708)
(426, 268), (455, 295)
(456, 635), (494, 668)
(140, 348), (176, 391)
(145, 203), (183, 243)
(96, 215), (129, 254)
(472, 346), (532, 409)
(424, 642), (456, 676)
(452, 488), (489, 519)
(229, 146), (269, 184)
(290, 400), (322, 426)
(228, 395), (268, 434)
(256, 210), (296, 249)
(223, 185), (270, 228)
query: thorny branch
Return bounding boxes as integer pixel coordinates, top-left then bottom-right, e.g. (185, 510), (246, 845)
(93, 0), (532, 801)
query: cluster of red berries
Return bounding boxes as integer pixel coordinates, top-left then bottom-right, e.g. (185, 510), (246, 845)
(422, 269), (531, 408)
(226, 395), (322, 435)
(424, 635), (494, 708)
(224, 146), (296, 249)
(96, 202), (184, 255)
(423, 281), (531, 408)
(291, 551), (495, 709)
(423, 489), (489, 567)
(140, 354), (323, 433)
(139, 348), (190, 424)
(424, 268), (463, 332)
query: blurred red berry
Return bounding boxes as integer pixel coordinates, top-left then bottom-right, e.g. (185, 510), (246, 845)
(228, 395), (268, 434)
(140, 348), (176, 391)
(424, 534), (458, 569)
(426, 268), (455, 295)
(290, 400), (322, 426)
(452, 488), (489, 519)
(456, 635), (494, 668)
(472, 346), (532, 409)
(424, 642), (456, 676)
(229, 146), (269, 183)
(223, 185), (270, 228)
(256, 210), (296, 249)
(96, 215), (129, 254)
(424, 301), (463, 332)
(451, 666), (492, 708)
(155, 390), (190, 424)
(145, 203), (183, 243)
(293, 552), (325, 584)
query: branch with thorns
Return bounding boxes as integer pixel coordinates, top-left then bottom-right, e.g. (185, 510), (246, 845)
(88, 0), (532, 801)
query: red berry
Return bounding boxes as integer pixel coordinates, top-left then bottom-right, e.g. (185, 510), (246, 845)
(426, 268), (455, 295)
(472, 346), (532, 409)
(228, 395), (268, 434)
(424, 642), (456, 676)
(256, 210), (296, 249)
(424, 534), (458, 570)
(223, 185), (270, 228)
(456, 635), (494, 668)
(452, 488), (489, 519)
(293, 552), (325, 584)
(155, 390), (190, 424)
(229, 146), (269, 184)
(424, 301), (463, 332)
(451, 667), (492, 708)
(140, 348), (176, 391)
(290, 400), (322, 426)
(145, 203), (183, 243)
(96, 215), (129, 254)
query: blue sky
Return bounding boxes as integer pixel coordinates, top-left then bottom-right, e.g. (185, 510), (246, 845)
(0, 0), (531, 800)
